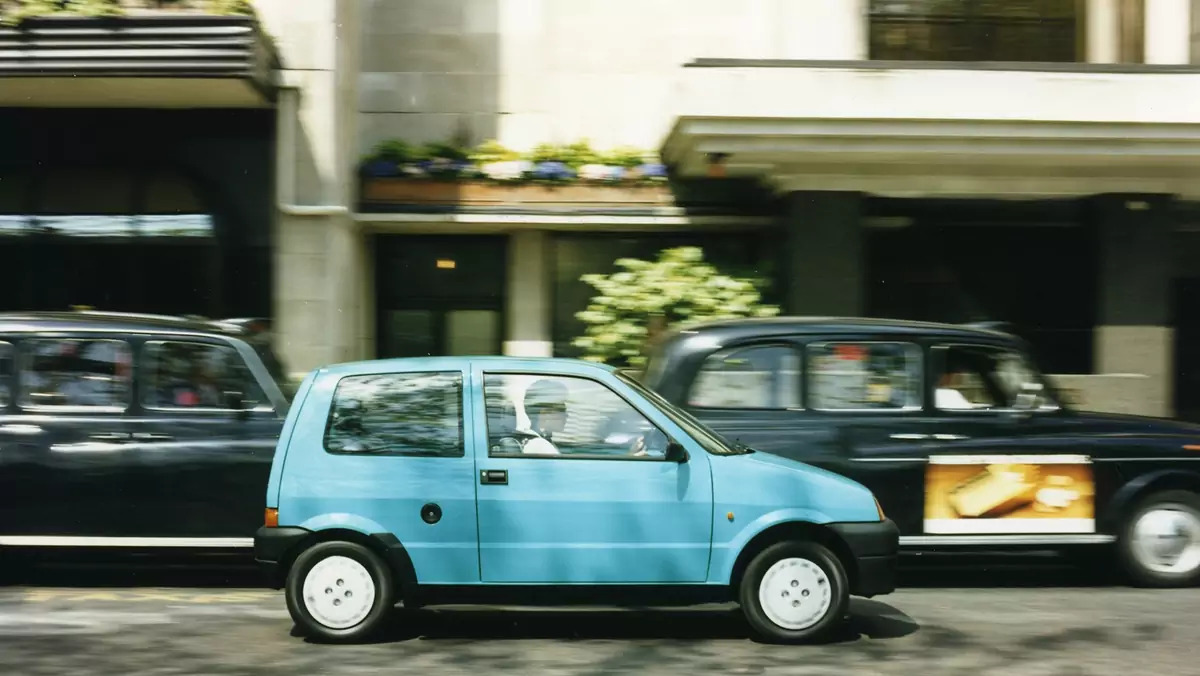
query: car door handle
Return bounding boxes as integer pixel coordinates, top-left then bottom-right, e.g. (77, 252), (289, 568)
(932, 433), (969, 441)
(890, 433), (928, 440)
(88, 432), (131, 443)
(480, 469), (508, 485)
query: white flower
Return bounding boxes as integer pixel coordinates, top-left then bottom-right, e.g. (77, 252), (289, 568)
(578, 164), (613, 181)
(481, 160), (532, 181)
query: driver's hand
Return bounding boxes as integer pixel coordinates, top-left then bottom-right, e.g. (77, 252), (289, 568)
(630, 435), (648, 456)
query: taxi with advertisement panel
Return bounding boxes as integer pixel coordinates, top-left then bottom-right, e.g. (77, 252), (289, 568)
(639, 316), (1200, 588)
(254, 356), (899, 644)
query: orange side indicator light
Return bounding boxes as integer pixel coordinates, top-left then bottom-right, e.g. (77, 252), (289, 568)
(264, 507), (279, 528)
(727, 511), (735, 522)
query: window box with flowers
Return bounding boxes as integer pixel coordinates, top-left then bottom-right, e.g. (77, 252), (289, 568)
(359, 139), (674, 208)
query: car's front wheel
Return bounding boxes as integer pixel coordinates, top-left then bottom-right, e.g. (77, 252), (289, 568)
(1118, 490), (1200, 588)
(738, 540), (849, 644)
(285, 540), (395, 643)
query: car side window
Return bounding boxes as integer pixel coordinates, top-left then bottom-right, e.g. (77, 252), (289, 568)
(141, 340), (266, 410)
(806, 341), (922, 411)
(18, 338), (133, 410)
(688, 344), (801, 409)
(324, 371), (464, 457)
(483, 373), (668, 459)
(934, 344), (1058, 411)
(0, 341), (12, 408)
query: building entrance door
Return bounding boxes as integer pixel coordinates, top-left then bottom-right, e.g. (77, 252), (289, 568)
(375, 235), (508, 358)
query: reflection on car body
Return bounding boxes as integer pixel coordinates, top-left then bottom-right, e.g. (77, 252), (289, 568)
(641, 316), (1200, 588)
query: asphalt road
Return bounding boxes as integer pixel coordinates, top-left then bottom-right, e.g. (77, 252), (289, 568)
(0, 555), (1197, 676)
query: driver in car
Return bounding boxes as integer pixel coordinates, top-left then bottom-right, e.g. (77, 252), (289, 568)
(519, 378), (569, 455)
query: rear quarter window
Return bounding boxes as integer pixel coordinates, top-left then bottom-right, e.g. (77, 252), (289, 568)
(323, 371), (464, 457)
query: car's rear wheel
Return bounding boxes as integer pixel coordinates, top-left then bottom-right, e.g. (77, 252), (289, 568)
(738, 540), (848, 644)
(285, 540), (394, 643)
(1118, 490), (1200, 588)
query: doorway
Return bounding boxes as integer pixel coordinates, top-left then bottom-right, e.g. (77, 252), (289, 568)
(375, 235), (507, 358)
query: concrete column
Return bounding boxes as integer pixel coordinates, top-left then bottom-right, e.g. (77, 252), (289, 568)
(775, 0), (867, 60)
(503, 230), (553, 357)
(1094, 193), (1175, 417)
(781, 191), (864, 316)
(259, 0), (364, 378)
(1086, 0), (1120, 63)
(1145, 0), (1191, 63)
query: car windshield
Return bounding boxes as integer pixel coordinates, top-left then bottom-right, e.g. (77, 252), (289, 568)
(616, 370), (749, 456)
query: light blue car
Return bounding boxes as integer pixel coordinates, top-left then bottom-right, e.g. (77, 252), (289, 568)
(254, 356), (899, 644)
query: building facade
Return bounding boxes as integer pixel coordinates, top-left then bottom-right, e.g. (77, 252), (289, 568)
(3, 0), (1200, 419)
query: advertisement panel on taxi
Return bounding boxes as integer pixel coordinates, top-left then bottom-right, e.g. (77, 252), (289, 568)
(923, 454), (1096, 534)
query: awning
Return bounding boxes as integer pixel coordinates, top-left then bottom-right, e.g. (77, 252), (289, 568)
(661, 60), (1200, 199)
(0, 14), (276, 108)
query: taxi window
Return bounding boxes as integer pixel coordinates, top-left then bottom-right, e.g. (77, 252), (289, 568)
(324, 371), (464, 457)
(688, 344), (801, 410)
(140, 340), (266, 410)
(0, 341), (12, 408)
(806, 341), (922, 411)
(18, 338), (133, 410)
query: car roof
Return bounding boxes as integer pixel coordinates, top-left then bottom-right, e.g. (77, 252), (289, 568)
(318, 355), (618, 376)
(668, 316), (1016, 342)
(0, 311), (254, 337)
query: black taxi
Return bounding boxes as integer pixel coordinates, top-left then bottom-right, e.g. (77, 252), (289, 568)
(0, 311), (292, 553)
(641, 316), (1200, 587)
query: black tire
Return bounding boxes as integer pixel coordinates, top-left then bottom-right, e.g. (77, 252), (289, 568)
(738, 540), (849, 644)
(285, 540), (395, 643)
(1117, 490), (1200, 588)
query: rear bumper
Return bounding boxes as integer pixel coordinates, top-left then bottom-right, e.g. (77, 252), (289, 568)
(829, 519), (900, 598)
(253, 526), (310, 588)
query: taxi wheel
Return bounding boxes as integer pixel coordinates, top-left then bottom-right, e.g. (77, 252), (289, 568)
(285, 540), (395, 643)
(738, 540), (849, 644)
(1117, 490), (1200, 588)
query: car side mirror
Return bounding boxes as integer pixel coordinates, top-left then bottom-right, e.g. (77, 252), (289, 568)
(665, 440), (689, 463)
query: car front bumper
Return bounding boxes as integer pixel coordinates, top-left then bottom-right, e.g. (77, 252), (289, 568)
(253, 526), (311, 589)
(829, 518), (900, 598)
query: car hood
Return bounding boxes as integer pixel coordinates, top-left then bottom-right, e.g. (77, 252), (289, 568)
(708, 448), (881, 524)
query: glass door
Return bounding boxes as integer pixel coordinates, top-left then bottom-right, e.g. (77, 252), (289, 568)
(375, 235), (508, 359)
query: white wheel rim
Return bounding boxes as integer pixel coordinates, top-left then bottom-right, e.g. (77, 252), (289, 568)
(1130, 505), (1200, 576)
(301, 555), (377, 630)
(757, 557), (833, 631)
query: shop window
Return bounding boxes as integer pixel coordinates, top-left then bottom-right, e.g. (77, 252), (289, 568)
(868, 0), (1079, 62)
(688, 345), (802, 410)
(324, 372), (464, 457)
(807, 341), (922, 411)
(18, 338), (133, 410)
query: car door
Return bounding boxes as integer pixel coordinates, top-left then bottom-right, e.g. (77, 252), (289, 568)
(916, 341), (1110, 540)
(472, 365), (714, 584)
(126, 335), (285, 540)
(798, 337), (938, 537)
(0, 333), (137, 539)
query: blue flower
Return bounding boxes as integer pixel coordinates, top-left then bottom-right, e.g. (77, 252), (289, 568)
(639, 163), (668, 178)
(363, 159), (400, 178)
(532, 161), (576, 180)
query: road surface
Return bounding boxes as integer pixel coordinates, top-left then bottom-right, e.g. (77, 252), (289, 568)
(0, 557), (1196, 676)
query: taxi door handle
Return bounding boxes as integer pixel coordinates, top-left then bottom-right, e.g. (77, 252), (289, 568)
(480, 469), (508, 485)
(89, 432), (131, 443)
(932, 433), (969, 441)
(890, 433), (928, 440)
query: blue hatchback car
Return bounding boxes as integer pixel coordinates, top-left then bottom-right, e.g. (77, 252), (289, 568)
(254, 357), (899, 644)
